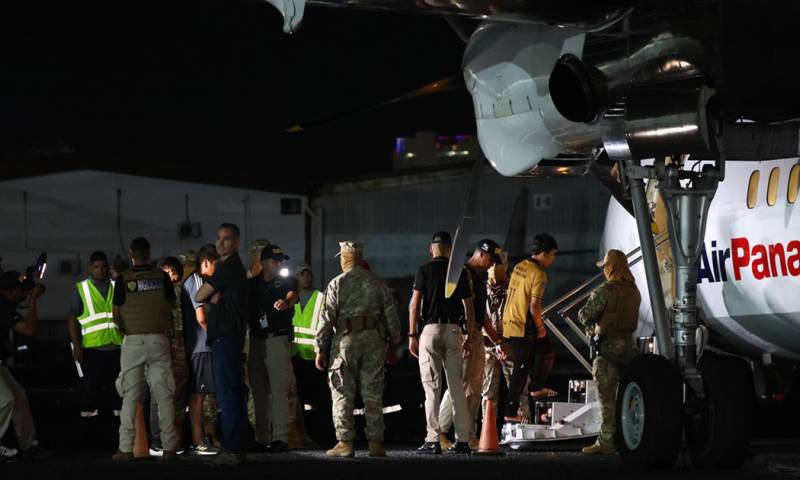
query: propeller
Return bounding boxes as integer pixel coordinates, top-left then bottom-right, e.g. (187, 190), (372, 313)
(285, 74), (463, 133)
(445, 156), (483, 298)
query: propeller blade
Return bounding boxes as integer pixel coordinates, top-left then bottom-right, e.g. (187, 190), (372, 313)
(285, 74), (462, 133)
(503, 186), (529, 260)
(445, 157), (483, 298)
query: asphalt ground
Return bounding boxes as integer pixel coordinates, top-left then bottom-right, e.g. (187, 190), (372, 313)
(5, 439), (800, 480)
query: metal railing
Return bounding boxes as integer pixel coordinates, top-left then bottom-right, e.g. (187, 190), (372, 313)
(542, 231), (670, 373)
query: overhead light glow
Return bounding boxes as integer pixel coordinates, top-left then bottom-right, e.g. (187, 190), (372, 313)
(280, 268), (290, 277)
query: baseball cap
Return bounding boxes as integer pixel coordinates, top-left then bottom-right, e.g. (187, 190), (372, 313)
(260, 244), (290, 261)
(431, 231), (452, 245)
(296, 263), (313, 273)
(477, 238), (504, 264)
(0, 271), (24, 290)
(596, 249), (627, 268)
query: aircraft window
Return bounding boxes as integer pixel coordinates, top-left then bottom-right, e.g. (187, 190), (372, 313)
(747, 170), (759, 209)
(767, 167), (780, 206)
(789, 163), (799, 204)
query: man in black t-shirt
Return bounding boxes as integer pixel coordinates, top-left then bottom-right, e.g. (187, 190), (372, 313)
(408, 231), (474, 455)
(438, 239), (504, 450)
(247, 244), (298, 453)
(0, 271), (52, 460)
(195, 223), (250, 466)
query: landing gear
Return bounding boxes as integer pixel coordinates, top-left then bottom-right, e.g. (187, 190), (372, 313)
(605, 81), (752, 470)
(685, 352), (754, 468)
(616, 354), (683, 469)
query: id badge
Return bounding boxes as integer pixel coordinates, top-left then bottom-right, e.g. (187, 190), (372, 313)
(259, 312), (269, 330)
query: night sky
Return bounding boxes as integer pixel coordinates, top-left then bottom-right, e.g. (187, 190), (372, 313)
(0, 1), (476, 193)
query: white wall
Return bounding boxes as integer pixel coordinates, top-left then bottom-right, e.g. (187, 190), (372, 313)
(0, 171), (307, 320)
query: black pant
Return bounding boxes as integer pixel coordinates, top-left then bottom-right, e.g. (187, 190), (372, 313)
(505, 334), (555, 417)
(81, 347), (122, 412)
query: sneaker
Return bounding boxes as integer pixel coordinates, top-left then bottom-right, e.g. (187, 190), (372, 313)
(80, 410), (98, 418)
(446, 442), (472, 455)
(416, 442), (442, 455)
(20, 445), (54, 460)
(210, 450), (245, 466)
(264, 441), (288, 454)
(190, 443), (220, 456)
(149, 447), (163, 457)
(0, 444), (19, 460)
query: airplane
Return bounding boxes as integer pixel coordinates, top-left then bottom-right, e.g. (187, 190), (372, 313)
(264, 0), (800, 471)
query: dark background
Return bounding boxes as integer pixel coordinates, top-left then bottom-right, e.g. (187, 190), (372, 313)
(0, 1), (476, 193)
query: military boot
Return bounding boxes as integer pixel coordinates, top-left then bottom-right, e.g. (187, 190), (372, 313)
(326, 441), (355, 458)
(581, 441), (615, 455)
(368, 441), (386, 457)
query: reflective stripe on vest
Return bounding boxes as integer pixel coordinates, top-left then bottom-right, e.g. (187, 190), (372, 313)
(292, 290), (322, 360)
(76, 279), (122, 348)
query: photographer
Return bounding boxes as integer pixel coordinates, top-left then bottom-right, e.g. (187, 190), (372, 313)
(0, 270), (53, 460)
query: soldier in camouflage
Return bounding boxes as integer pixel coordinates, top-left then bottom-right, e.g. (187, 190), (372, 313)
(315, 241), (401, 458)
(578, 249), (640, 455)
(150, 257), (189, 451)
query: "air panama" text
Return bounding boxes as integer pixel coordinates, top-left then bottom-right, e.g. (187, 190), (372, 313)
(698, 238), (800, 283)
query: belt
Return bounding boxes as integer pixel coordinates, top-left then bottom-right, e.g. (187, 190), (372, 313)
(424, 318), (461, 325)
(336, 316), (378, 334)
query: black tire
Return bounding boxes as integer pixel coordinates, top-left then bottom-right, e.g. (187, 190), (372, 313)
(685, 352), (754, 469)
(616, 354), (683, 470)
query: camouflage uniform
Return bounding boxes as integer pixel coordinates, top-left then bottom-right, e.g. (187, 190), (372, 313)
(481, 282), (530, 421)
(148, 282), (188, 448)
(316, 257), (401, 442)
(578, 279), (640, 449)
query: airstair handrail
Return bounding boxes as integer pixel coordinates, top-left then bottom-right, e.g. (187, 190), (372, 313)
(540, 231), (670, 375)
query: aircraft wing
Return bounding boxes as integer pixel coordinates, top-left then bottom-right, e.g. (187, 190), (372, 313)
(263, 0), (633, 33)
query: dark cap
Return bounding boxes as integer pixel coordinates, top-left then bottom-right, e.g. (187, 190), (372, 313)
(477, 239), (503, 264)
(0, 271), (24, 290)
(260, 244), (290, 261)
(431, 231), (452, 245)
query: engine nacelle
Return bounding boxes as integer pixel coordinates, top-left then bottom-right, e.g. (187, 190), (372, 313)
(462, 23), (603, 176)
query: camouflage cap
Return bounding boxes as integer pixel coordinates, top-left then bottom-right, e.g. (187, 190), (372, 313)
(596, 249), (627, 268)
(335, 241), (364, 257)
(251, 239), (270, 251)
(179, 250), (198, 265)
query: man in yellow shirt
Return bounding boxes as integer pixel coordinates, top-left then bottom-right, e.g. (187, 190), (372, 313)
(501, 233), (558, 422)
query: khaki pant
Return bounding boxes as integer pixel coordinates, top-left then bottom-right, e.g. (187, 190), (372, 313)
(418, 324), (470, 443)
(0, 364), (38, 450)
(117, 334), (176, 453)
(248, 334), (290, 444)
(438, 332), (484, 442)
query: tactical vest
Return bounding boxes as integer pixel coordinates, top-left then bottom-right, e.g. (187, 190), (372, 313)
(597, 280), (641, 335)
(119, 267), (172, 335)
(76, 279), (123, 348)
(292, 290), (323, 361)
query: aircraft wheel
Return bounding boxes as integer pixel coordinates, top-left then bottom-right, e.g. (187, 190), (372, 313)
(616, 354), (683, 469)
(685, 352), (753, 468)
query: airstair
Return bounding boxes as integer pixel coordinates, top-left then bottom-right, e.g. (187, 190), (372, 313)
(502, 232), (669, 448)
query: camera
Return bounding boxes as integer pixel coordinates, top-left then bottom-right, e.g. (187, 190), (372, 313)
(21, 252), (47, 291)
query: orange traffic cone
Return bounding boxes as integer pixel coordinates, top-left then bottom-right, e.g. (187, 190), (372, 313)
(133, 403), (150, 458)
(476, 399), (504, 456)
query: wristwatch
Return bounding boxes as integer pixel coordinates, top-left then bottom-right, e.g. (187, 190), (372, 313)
(408, 333), (418, 339)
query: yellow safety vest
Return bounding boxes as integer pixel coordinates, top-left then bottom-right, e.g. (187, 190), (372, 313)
(292, 290), (322, 361)
(76, 279), (122, 348)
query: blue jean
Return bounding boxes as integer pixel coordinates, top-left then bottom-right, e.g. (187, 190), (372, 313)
(210, 337), (249, 452)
